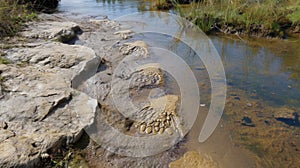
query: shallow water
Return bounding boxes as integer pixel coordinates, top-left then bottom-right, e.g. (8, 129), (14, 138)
(59, 0), (152, 19)
(59, 0), (300, 108)
(59, 0), (300, 167)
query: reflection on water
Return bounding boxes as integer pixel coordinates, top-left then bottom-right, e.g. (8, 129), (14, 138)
(59, 1), (300, 108)
(211, 37), (300, 107)
(131, 32), (300, 108)
(59, 0), (152, 19)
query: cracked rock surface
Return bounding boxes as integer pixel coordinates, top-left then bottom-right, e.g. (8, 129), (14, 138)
(0, 12), (185, 167)
(0, 14), (102, 167)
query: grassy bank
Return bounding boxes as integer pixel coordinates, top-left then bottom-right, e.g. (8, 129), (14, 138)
(0, 0), (60, 39)
(170, 0), (300, 37)
(0, 0), (39, 39)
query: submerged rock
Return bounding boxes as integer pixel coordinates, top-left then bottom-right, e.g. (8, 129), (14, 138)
(274, 109), (299, 127)
(241, 116), (255, 127)
(169, 151), (218, 168)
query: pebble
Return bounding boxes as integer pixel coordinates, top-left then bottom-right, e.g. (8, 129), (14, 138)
(166, 116), (171, 121)
(158, 127), (164, 134)
(152, 127), (158, 134)
(137, 110), (179, 134)
(140, 124), (146, 132)
(145, 127), (152, 134)
(154, 126), (160, 132)
(165, 120), (170, 127)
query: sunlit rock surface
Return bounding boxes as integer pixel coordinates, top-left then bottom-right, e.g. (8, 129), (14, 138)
(0, 15), (99, 167)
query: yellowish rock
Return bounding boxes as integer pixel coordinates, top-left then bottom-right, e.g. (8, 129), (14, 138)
(158, 127), (164, 134)
(145, 127), (152, 134)
(140, 124), (146, 132)
(169, 151), (218, 168)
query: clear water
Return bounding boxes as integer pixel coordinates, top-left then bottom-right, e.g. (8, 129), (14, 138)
(59, 0), (152, 19)
(60, 0), (300, 107)
(211, 37), (300, 107)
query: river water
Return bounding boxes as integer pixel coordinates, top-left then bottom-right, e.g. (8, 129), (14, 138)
(59, 0), (300, 167)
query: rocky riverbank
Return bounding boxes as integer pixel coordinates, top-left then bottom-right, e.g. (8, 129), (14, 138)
(0, 14), (100, 167)
(0, 12), (204, 167)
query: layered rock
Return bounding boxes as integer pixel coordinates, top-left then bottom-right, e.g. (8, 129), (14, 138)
(0, 16), (100, 167)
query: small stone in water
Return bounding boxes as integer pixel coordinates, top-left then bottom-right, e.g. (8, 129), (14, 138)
(152, 127), (158, 134)
(145, 127), (152, 134)
(158, 127), (164, 134)
(140, 124), (146, 132)
(166, 116), (171, 121)
(165, 120), (170, 127)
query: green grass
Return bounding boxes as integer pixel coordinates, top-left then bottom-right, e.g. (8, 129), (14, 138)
(0, 51), (10, 64)
(171, 0), (300, 36)
(0, 0), (38, 39)
(287, 5), (300, 25)
(0, 57), (10, 64)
